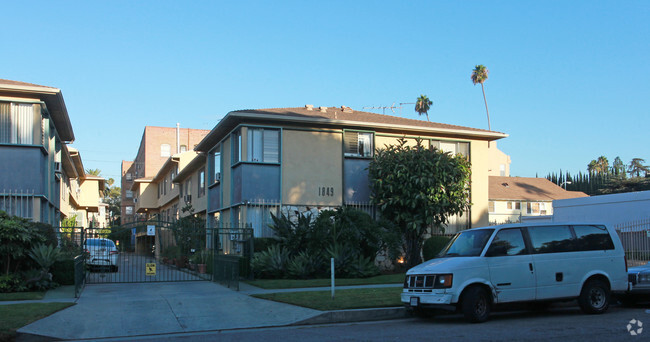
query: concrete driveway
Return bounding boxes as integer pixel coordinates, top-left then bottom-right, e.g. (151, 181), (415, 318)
(18, 281), (321, 340)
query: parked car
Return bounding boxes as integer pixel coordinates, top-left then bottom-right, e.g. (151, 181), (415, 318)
(84, 238), (119, 272)
(618, 261), (650, 304)
(402, 222), (628, 323)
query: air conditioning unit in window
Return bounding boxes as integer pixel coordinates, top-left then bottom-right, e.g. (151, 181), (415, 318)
(54, 162), (62, 173)
(215, 172), (221, 181)
(133, 198), (138, 203)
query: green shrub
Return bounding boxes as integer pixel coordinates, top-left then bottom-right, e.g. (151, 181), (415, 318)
(422, 235), (452, 261)
(23, 269), (58, 291)
(345, 255), (380, 278)
(287, 251), (323, 279)
(251, 245), (291, 278)
(254, 238), (278, 253)
(51, 259), (75, 285)
(0, 274), (26, 293)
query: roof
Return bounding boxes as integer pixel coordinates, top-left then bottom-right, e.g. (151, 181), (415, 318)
(489, 176), (589, 202)
(195, 105), (508, 152)
(0, 79), (74, 141)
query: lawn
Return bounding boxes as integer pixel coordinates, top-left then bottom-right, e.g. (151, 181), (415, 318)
(252, 287), (403, 311)
(0, 302), (75, 341)
(0, 292), (46, 302)
(245, 273), (405, 289)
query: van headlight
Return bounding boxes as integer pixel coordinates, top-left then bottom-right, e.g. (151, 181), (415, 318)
(435, 274), (453, 289)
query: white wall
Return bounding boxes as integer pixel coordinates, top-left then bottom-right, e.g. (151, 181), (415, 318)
(524, 190), (650, 226)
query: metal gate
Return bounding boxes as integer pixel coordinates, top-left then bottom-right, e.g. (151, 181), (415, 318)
(208, 225), (254, 290)
(78, 218), (210, 284)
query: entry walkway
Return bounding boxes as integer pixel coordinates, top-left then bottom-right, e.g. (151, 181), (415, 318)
(17, 282), (321, 340)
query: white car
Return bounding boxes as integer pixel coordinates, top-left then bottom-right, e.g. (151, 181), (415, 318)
(618, 261), (650, 304)
(402, 223), (628, 323)
(84, 238), (119, 272)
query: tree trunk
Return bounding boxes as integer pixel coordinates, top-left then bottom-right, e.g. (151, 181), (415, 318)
(481, 83), (491, 131)
(405, 230), (424, 269)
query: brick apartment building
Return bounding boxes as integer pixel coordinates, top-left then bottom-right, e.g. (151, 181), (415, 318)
(121, 126), (209, 223)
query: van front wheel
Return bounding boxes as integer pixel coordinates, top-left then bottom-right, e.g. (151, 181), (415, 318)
(578, 279), (610, 314)
(461, 287), (491, 323)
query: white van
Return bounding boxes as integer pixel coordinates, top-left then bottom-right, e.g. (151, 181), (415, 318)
(402, 223), (628, 323)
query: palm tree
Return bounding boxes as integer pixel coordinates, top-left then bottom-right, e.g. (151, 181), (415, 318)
(596, 156), (609, 175)
(415, 95), (433, 122)
(86, 168), (102, 176)
(471, 65), (491, 131)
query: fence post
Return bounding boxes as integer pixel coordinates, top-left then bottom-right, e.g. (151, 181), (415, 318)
(331, 258), (335, 299)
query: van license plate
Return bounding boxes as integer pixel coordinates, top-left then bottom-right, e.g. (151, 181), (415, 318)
(410, 297), (419, 307)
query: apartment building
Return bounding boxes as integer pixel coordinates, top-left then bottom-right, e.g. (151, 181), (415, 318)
(121, 126), (209, 223)
(192, 105), (509, 236)
(0, 79), (104, 227)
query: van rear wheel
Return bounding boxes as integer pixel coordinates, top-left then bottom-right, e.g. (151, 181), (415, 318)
(461, 287), (491, 323)
(578, 279), (610, 314)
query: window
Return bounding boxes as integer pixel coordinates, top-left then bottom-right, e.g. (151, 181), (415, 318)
(488, 201), (495, 213)
(573, 225), (614, 251)
(125, 173), (133, 181)
(526, 202), (541, 214)
(486, 229), (527, 256)
(528, 225), (574, 253)
(344, 131), (373, 157)
(161, 144), (171, 157)
(180, 145), (187, 153)
(247, 128), (279, 163)
(198, 168), (205, 198)
(0, 102), (35, 145)
(232, 130), (241, 164)
(500, 164), (506, 176)
(431, 140), (469, 157)
(125, 206), (134, 215)
(163, 176), (168, 196)
(539, 202), (547, 215)
(214, 150), (221, 181)
(506, 201), (521, 210)
(126, 190), (133, 199)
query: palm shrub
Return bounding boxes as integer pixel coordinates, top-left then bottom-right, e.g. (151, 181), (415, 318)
(251, 245), (291, 278)
(25, 244), (62, 290)
(346, 255), (380, 278)
(286, 251), (324, 279)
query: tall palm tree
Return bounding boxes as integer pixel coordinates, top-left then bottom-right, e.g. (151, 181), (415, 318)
(596, 156), (609, 175)
(471, 65), (491, 131)
(415, 95), (433, 122)
(85, 168), (101, 176)
(628, 158), (649, 178)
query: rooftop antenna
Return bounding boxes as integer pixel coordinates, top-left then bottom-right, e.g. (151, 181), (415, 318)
(362, 102), (400, 115)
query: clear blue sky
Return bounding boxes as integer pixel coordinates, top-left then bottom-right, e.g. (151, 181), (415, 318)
(2, 1), (648, 186)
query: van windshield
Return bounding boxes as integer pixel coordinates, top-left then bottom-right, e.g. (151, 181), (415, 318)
(440, 229), (494, 257)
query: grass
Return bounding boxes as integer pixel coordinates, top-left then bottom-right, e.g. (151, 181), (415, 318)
(253, 287), (403, 310)
(0, 302), (75, 341)
(0, 292), (45, 301)
(245, 273), (405, 289)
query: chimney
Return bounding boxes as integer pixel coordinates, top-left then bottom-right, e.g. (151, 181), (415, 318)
(305, 104), (314, 111)
(319, 106), (328, 113)
(341, 106), (353, 113)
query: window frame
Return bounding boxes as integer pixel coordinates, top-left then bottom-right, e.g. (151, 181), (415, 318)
(344, 130), (374, 158)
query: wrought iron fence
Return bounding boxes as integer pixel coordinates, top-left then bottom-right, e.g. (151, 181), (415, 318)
(616, 218), (650, 267)
(207, 225), (254, 290)
(0, 189), (34, 219)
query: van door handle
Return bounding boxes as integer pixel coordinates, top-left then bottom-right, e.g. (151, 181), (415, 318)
(529, 263), (534, 272)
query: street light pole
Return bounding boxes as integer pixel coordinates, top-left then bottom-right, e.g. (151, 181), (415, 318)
(559, 181), (572, 190)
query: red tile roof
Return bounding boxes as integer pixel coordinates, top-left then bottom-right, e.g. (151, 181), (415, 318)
(489, 176), (589, 201)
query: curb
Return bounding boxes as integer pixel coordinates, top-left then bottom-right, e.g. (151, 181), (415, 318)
(292, 307), (408, 325)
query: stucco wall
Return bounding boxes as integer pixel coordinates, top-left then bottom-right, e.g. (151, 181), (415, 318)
(282, 130), (343, 206)
(470, 140), (489, 227)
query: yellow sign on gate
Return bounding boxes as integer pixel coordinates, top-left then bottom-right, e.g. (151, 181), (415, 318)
(146, 263), (156, 276)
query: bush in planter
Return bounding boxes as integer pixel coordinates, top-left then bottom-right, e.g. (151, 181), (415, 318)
(422, 235), (452, 261)
(286, 251), (323, 279)
(251, 245), (290, 278)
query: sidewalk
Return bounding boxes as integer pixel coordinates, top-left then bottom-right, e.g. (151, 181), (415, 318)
(15, 281), (406, 341)
(0, 285), (77, 305)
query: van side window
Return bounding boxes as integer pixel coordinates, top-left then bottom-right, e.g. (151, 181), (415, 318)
(573, 225), (615, 251)
(528, 225), (574, 254)
(486, 228), (527, 257)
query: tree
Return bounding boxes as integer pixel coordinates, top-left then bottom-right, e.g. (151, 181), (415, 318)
(368, 138), (471, 268)
(85, 168), (102, 176)
(471, 64), (491, 131)
(415, 95), (433, 122)
(612, 156), (626, 178)
(628, 158), (649, 178)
